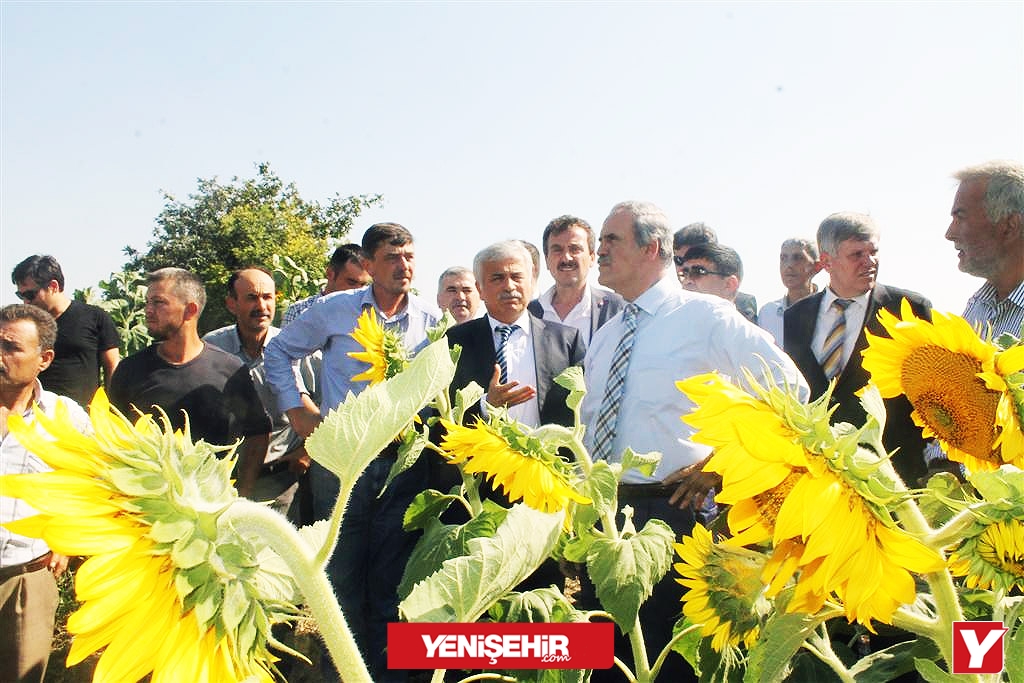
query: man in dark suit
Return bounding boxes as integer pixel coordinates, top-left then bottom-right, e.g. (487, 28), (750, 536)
(448, 240), (585, 429)
(527, 215), (623, 345)
(784, 212), (932, 485)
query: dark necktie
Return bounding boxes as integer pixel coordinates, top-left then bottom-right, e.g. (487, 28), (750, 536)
(592, 303), (640, 461)
(495, 324), (519, 384)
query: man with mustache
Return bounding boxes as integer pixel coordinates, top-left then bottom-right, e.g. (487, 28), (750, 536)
(265, 223), (440, 683)
(108, 268), (271, 470)
(528, 215), (623, 344)
(436, 265), (481, 323)
(204, 267), (318, 519)
(784, 212), (932, 484)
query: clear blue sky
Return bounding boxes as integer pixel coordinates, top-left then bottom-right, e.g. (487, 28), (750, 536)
(2, 1), (1022, 313)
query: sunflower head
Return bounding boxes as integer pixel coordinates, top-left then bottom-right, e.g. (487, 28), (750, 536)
(348, 307), (410, 384)
(674, 524), (769, 652)
(947, 466), (1024, 593)
(0, 389), (297, 682)
(861, 299), (1024, 471)
(439, 414), (591, 516)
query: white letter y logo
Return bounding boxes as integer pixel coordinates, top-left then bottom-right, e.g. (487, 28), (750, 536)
(960, 627), (1006, 668)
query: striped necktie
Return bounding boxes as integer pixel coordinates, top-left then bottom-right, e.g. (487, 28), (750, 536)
(592, 303), (640, 461)
(495, 324), (518, 384)
(822, 298), (853, 380)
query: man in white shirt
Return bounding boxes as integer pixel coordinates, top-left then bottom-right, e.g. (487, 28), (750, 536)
(582, 201), (806, 682)
(757, 237), (821, 345)
(435, 266), (481, 324)
(528, 215), (623, 345)
(1, 304), (91, 683)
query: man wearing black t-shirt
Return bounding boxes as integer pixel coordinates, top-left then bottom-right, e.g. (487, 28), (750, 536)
(109, 268), (270, 470)
(12, 255), (121, 407)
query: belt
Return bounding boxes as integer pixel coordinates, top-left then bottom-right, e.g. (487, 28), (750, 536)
(0, 552), (52, 580)
(618, 483), (678, 499)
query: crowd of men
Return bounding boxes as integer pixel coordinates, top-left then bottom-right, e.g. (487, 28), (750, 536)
(2, 160), (1022, 682)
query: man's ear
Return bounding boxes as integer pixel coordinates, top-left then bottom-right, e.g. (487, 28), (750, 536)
(183, 301), (201, 322)
(225, 295), (238, 317)
(818, 251), (834, 273)
(725, 275), (741, 298)
(38, 348), (55, 373)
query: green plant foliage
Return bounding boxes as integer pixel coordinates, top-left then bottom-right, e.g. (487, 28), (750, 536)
(124, 162), (381, 332)
(76, 269), (152, 357)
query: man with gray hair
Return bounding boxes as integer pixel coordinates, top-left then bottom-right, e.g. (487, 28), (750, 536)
(436, 265), (481, 324)
(784, 213), (932, 484)
(582, 200), (805, 682)
(757, 237), (821, 345)
(947, 160), (1024, 337)
(108, 268), (271, 474)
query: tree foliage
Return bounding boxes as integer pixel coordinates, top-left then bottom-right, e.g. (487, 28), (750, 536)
(125, 162), (381, 332)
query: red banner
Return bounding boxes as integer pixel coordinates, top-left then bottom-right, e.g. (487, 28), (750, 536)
(387, 622), (614, 670)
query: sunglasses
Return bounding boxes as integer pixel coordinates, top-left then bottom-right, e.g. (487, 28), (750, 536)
(679, 265), (725, 279)
(15, 288), (40, 301)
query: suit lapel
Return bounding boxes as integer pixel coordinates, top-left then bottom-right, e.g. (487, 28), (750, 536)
(531, 317), (550, 411)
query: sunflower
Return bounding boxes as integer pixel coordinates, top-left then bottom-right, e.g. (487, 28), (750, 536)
(0, 390), (296, 683)
(439, 416), (591, 515)
(348, 307), (409, 384)
(861, 299), (1024, 471)
(674, 523), (768, 651)
(947, 467), (1024, 593)
(677, 372), (945, 629)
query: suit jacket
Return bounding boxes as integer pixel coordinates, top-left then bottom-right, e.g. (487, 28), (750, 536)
(527, 286), (625, 341)
(446, 314), (586, 428)
(784, 284), (932, 484)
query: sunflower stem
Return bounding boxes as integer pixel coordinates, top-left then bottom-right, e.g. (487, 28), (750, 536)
(803, 624), (855, 683)
(224, 499), (373, 683)
(649, 623), (701, 681)
(891, 605), (941, 640)
(627, 614), (653, 682)
(926, 508), (980, 550)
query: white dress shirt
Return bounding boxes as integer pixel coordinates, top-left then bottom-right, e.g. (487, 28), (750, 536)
(537, 284), (596, 344)
(811, 289), (870, 372)
(485, 312), (541, 427)
(581, 273), (808, 483)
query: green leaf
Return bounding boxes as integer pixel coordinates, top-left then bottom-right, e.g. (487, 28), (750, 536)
(404, 488), (464, 531)
(221, 580), (250, 632)
(398, 503), (508, 599)
(399, 504), (563, 623)
(1007, 602), (1024, 683)
(453, 380), (486, 426)
(744, 607), (827, 683)
(848, 637), (940, 682)
(573, 460), (618, 533)
(554, 366), (587, 416)
(586, 518), (674, 631)
(382, 423), (430, 494)
(672, 616), (706, 675)
(488, 587), (582, 624)
(620, 448), (662, 479)
(306, 337), (454, 488)
(858, 383), (887, 437)
(171, 535), (212, 569)
(296, 519), (331, 554)
(495, 668), (589, 683)
(914, 658), (961, 683)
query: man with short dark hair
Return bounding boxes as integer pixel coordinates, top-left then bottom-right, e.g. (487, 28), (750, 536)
(266, 223), (440, 683)
(784, 212), (932, 484)
(108, 268), (271, 476)
(12, 255), (121, 407)
(758, 238), (821, 345)
(282, 243), (370, 326)
(1, 304), (91, 683)
(671, 224), (758, 322)
(528, 214), (623, 344)
(204, 267), (318, 516)
(678, 243), (744, 303)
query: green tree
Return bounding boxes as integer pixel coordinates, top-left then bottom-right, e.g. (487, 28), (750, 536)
(125, 162), (381, 332)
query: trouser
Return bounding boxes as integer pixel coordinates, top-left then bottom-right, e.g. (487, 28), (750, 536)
(0, 557), (59, 683)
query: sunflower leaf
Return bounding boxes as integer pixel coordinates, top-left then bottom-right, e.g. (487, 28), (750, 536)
(586, 518), (674, 631)
(848, 637), (939, 682)
(487, 586), (581, 623)
(453, 381), (486, 426)
(383, 423), (430, 493)
(306, 337), (455, 487)
(744, 601), (829, 683)
(574, 460), (618, 533)
(914, 658), (961, 683)
(554, 366), (587, 416)
(404, 488), (464, 531)
(399, 504), (562, 622)
(619, 448), (662, 480)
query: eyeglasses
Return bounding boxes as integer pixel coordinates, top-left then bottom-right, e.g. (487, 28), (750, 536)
(15, 288), (40, 301)
(679, 265), (725, 279)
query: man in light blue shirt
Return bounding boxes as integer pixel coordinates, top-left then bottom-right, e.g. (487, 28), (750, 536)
(581, 201), (807, 682)
(265, 223), (440, 683)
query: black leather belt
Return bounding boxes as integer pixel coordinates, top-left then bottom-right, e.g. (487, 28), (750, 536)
(618, 483), (677, 498)
(0, 551), (52, 580)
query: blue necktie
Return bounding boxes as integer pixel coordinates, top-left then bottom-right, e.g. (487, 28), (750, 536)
(592, 303), (639, 461)
(495, 324), (518, 384)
